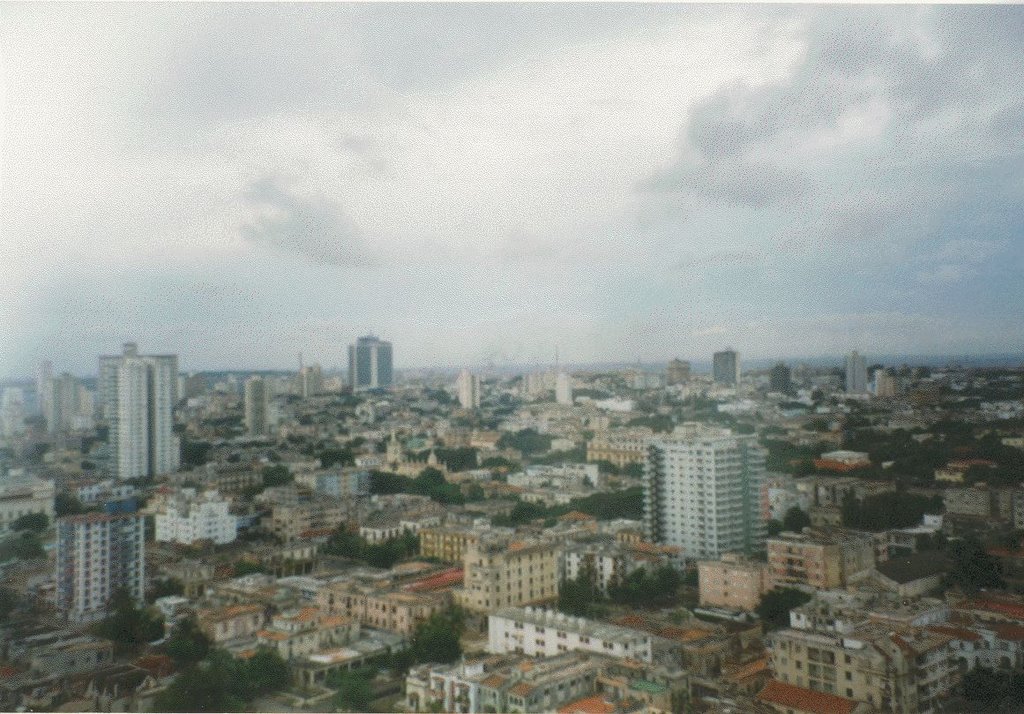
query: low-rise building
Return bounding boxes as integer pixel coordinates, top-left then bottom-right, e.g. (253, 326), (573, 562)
(766, 530), (874, 590)
(154, 488), (237, 545)
(318, 582), (451, 636)
(698, 553), (770, 612)
(255, 606), (360, 661)
(197, 603), (268, 645)
(586, 428), (653, 468)
(488, 607), (654, 663)
(0, 476), (55, 533)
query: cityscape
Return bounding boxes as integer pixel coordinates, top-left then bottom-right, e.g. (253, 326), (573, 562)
(3, 4), (1024, 714)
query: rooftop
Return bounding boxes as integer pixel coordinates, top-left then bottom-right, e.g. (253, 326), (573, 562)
(758, 679), (860, 714)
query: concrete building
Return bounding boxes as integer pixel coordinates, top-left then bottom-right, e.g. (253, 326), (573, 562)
(556, 373), (574, 406)
(643, 423), (766, 559)
(586, 428), (654, 469)
(488, 606), (654, 663)
(154, 488), (237, 545)
(698, 553), (770, 612)
(98, 343), (179, 479)
(769, 363), (792, 394)
(318, 582), (451, 636)
(713, 350), (740, 387)
(561, 539), (651, 596)
(297, 364), (325, 398)
(873, 368), (897, 398)
(455, 535), (561, 615)
(56, 512), (145, 623)
(666, 359), (691, 386)
(348, 335), (393, 390)
(845, 351), (868, 394)
(419, 525), (514, 564)
(766, 530), (875, 590)
(243, 376), (270, 437)
(457, 369), (482, 409)
(768, 621), (957, 713)
(0, 475), (55, 533)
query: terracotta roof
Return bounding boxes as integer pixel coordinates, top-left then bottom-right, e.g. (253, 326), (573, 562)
(559, 510), (596, 522)
(510, 682), (535, 698)
(480, 674), (507, 689)
(322, 615), (351, 628)
(959, 597), (1024, 622)
(558, 695), (616, 714)
(282, 606), (319, 623)
(927, 624), (983, 642)
(256, 629), (289, 641)
(404, 568), (464, 592)
(726, 657), (769, 683)
(993, 624), (1024, 641)
(758, 679), (860, 714)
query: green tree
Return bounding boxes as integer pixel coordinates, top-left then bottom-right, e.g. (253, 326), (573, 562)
(148, 577), (185, 602)
(946, 537), (1005, 592)
(411, 609), (464, 664)
(164, 616), (211, 666)
(94, 589), (165, 655)
(261, 464), (292, 487)
(766, 519), (783, 537)
(782, 506), (810, 533)
(55, 492), (89, 516)
(246, 648), (291, 695)
(11, 512), (48, 532)
(334, 670), (373, 712)
(756, 588), (812, 630)
(558, 566), (600, 617)
(234, 560), (267, 576)
(0, 586), (20, 623)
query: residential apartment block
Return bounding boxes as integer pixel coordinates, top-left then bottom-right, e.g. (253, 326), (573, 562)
(154, 488), (237, 545)
(454, 536), (560, 615)
(698, 553), (770, 612)
(488, 607), (654, 663)
(766, 530), (875, 590)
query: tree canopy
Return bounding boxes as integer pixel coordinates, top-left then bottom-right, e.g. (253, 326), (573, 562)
(756, 588), (812, 630)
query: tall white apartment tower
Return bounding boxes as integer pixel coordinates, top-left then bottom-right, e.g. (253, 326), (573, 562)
(457, 369), (481, 409)
(99, 343), (180, 479)
(244, 376), (270, 436)
(556, 372), (573, 406)
(56, 511), (145, 622)
(845, 350), (869, 394)
(644, 423), (766, 559)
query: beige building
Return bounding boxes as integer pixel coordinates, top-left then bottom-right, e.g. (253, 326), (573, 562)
(197, 603), (268, 644)
(419, 525), (491, 563)
(263, 499), (346, 542)
(318, 583), (451, 636)
(769, 623), (957, 713)
(698, 553), (770, 612)
(454, 536), (560, 615)
(767, 531), (874, 590)
(0, 476), (55, 533)
(585, 428), (653, 468)
(255, 606), (360, 661)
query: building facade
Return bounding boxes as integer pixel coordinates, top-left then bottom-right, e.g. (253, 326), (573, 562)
(99, 343), (179, 479)
(154, 488), (237, 545)
(713, 350), (740, 387)
(56, 512), (145, 623)
(458, 370), (482, 409)
(845, 351), (868, 394)
(488, 607), (654, 663)
(644, 423), (766, 559)
(698, 553), (770, 611)
(0, 476), (55, 534)
(348, 335), (393, 390)
(243, 376), (270, 437)
(455, 537), (561, 615)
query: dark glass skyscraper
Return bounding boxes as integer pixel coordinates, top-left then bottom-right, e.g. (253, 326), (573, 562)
(348, 335), (393, 390)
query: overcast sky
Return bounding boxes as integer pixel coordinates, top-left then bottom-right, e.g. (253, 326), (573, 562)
(3, 3), (1023, 376)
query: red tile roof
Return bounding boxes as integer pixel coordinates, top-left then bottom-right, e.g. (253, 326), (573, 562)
(758, 679), (860, 714)
(927, 624), (983, 642)
(558, 695), (616, 714)
(404, 567), (464, 592)
(993, 624), (1024, 641)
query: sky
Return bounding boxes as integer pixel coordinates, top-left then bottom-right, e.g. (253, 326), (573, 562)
(2, 3), (1023, 376)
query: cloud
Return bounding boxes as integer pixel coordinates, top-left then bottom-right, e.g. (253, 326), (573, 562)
(238, 177), (374, 267)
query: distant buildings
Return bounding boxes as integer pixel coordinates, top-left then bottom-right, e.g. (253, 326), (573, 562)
(348, 335), (393, 390)
(297, 363), (325, 398)
(556, 372), (573, 406)
(98, 343), (179, 479)
(56, 511), (145, 622)
(845, 350), (869, 394)
(644, 423), (766, 559)
(1, 387), (26, 438)
(769, 362), (792, 394)
(0, 475), (55, 534)
(457, 369), (481, 409)
(712, 349), (740, 387)
(154, 488), (237, 546)
(244, 376), (270, 436)
(873, 368), (897, 397)
(666, 358), (691, 386)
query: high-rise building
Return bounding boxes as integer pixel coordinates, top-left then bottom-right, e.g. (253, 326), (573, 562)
(1, 387), (26, 438)
(46, 372), (83, 433)
(644, 423), (766, 559)
(348, 335), (393, 390)
(244, 376), (270, 436)
(666, 358), (691, 386)
(712, 349), (740, 387)
(555, 372), (573, 406)
(37, 360), (53, 418)
(845, 350), (868, 394)
(297, 363), (325, 398)
(56, 511), (145, 623)
(769, 362), (793, 394)
(457, 369), (481, 409)
(873, 368), (897, 398)
(99, 343), (180, 480)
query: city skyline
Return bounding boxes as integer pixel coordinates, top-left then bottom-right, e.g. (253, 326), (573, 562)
(4, 4), (1024, 376)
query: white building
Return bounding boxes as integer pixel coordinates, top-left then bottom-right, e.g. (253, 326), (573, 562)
(154, 488), (237, 545)
(56, 512), (145, 623)
(845, 350), (869, 394)
(244, 376), (270, 437)
(644, 423), (766, 559)
(74, 479), (136, 506)
(0, 476), (55, 533)
(508, 463), (601, 490)
(555, 373), (573, 406)
(1, 387), (26, 438)
(457, 369), (482, 409)
(488, 606), (653, 663)
(99, 343), (179, 479)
